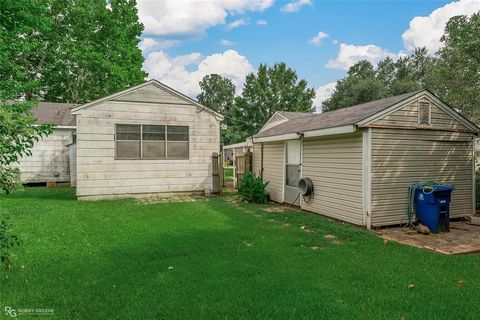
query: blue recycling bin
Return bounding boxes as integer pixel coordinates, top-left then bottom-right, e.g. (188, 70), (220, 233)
(414, 184), (455, 233)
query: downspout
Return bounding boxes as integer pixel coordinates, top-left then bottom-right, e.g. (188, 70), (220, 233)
(261, 142), (264, 179)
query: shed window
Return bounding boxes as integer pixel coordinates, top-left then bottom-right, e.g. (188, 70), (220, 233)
(418, 101), (431, 124)
(116, 124), (141, 159)
(115, 124), (189, 160)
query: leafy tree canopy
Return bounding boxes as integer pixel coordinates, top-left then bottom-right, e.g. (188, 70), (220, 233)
(322, 48), (435, 112)
(231, 63), (315, 141)
(429, 12), (480, 121)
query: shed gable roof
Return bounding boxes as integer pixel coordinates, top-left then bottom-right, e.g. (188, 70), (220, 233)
(71, 80), (223, 120)
(32, 102), (77, 127)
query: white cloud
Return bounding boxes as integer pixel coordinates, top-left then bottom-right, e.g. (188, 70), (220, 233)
(144, 49), (254, 97)
(280, 0), (312, 13)
(332, 39), (339, 45)
(313, 82), (336, 112)
(219, 39), (237, 46)
(326, 43), (403, 70)
(256, 19), (268, 26)
(402, 0), (480, 53)
(137, 0), (275, 37)
(227, 18), (249, 31)
(309, 32), (329, 46)
(139, 38), (179, 53)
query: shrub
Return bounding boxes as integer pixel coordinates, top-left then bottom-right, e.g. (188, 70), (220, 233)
(237, 172), (269, 203)
(0, 216), (21, 270)
(0, 167), (22, 195)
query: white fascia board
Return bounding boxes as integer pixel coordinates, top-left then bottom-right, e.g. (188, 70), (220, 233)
(303, 125), (356, 138)
(253, 133), (299, 143)
(253, 125), (356, 143)
(223, 141), (252, 150)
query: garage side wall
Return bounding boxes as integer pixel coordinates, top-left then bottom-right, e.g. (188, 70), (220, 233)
(370, 128), (474, 226)
(262, 142), (284, 203)
(301, 133), (364, 225)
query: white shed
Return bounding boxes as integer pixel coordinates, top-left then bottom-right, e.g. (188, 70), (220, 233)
(71, 80), (223, 200)
(14, 102), (77, 185)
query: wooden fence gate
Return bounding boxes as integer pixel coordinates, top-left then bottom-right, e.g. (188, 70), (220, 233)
(212, 152), (224, 194)
(234, 151), (252, 188)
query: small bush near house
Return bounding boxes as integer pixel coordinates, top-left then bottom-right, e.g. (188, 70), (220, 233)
(238, 172), (269, 203)
(0, 168), (22, 195)
(0, 216), (21, 270)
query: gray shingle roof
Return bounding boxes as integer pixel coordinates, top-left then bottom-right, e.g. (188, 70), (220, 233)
(278, 111), (311, 119)
(32, 102), (77, 127)
(254, 91), (422, 138)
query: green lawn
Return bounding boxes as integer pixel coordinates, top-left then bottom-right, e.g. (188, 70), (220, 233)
(1, 188), (479, 319)
(224, 167), (233, 182)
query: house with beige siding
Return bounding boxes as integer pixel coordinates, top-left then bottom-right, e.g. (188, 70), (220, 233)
(251, 90), (479, 228)
(71, 80), (223, 200)
(14, 102), (76, 185)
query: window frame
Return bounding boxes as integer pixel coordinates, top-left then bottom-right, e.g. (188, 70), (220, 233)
(418, 101), (431, 125)
(115, 124), (142, 160)
(114, 123), (189, 160)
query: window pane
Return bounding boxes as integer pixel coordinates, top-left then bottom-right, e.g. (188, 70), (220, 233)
(167, 126), (188, 141)
(143, 125), (165, 140)
(287, 140), (300, 164)
(286, 164), (300, 187)
(116, 141), (140, 159)
(143, 141), (165, 159)
(116, 124), (140, 140)
(167, 141), (189, 159)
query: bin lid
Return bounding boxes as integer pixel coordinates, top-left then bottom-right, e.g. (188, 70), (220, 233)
(433, 184), (455, 192)
(414, 183), (455, 192)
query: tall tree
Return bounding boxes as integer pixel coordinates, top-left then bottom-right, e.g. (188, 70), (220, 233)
(37, 0), (147, 103)
(232, 63), (315, 141)
(322, 60), (386, 112)
(429, 13), (480, 121)
(197, 74), (236, 115)
(0, 0), (53, 193)
(197, 74), (237, 145)
(323, 49), (436, 112)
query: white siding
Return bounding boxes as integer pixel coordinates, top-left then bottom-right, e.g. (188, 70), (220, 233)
(262, 142), (284, 203)
(301, 133), (364, 225)
(370, 128), (474, 226)
(252, 143), (261, 177)
(14, 128), (74, 183)
(373, 97), (470, 132)
(74, 84), (220, 199)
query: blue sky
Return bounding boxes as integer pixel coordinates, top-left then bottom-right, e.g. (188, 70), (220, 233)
(136, 0), (479, 107)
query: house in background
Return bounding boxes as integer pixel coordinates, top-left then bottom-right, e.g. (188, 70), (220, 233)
(252, 90), (479, 228)
(71, 80), (223, 200)
(14, 102), (76, 185)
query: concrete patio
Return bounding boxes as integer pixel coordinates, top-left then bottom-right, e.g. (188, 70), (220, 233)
(376, 221), (480, 255)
